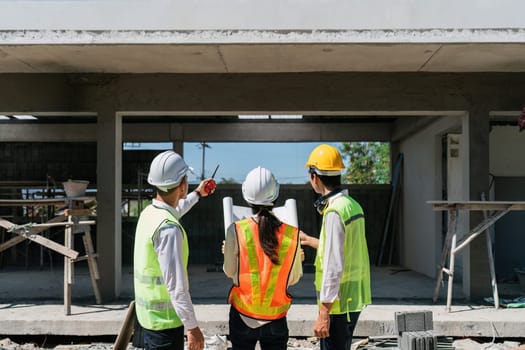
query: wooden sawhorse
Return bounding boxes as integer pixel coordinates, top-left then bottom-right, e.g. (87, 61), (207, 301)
(428, 200), (525, 312)
(0, 198), (101, 315)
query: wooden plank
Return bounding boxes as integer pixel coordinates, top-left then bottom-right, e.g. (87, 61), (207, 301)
(82, 228), (102, 304)
(27, 233), (79, 260)
(0, 215), (68, 233)
(64, 209), (92, 217)
(64, 219), (75, 316)
(481, 194), (499, 310)
(428, 200), (525, 211)
(0, 216), (78, 259)
(73, 253), (99, 262)
(113, 301), (136, 350)
(0, 235), (26, 253)
(432, 209), (457, 303)
(0, 218), (16, 231)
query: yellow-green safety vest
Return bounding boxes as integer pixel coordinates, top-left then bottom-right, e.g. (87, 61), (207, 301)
(134, 204), (189, 330)
(314, 195), (372, 314)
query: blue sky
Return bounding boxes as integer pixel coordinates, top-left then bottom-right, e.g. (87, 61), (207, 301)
(130, 142), (341, 184)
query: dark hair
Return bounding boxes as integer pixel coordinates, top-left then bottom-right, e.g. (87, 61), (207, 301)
(309, 167), (341, 190)
(317, 174), (341, 189)
(251, 206), (281, 265)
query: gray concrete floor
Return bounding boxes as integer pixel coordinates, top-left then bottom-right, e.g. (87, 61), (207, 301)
(0, 264), (523, 339)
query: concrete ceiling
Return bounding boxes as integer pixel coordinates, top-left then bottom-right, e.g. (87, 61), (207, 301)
(1, 43), (525, 73)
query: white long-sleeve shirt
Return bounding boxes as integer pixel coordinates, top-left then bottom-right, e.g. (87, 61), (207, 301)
(318, 191), (347, 304)
(223, 215), (303, 327)
(151, 192), (200, 330)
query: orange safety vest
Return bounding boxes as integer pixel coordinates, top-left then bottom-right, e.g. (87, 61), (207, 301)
(228, 218), (299, 320)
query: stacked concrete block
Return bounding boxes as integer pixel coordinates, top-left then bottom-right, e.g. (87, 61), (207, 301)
(395, 310), (436, 350)
(400, 331), (437, 350)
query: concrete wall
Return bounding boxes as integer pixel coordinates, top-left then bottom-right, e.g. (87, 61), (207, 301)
(490, 125), (525, 177)
(399, 116), (462, 278)
(1, 0), (524, 30)
(489, 125), (525, 278)
(400, 122), (525, 280)
(493, 177), (525, 278)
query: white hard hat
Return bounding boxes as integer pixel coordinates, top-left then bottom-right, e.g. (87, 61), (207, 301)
(242, 166), (279, 206)
(148, 150), (191, 192)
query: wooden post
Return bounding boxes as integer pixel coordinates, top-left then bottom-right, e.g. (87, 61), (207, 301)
(82, 226), (102, 304)
(64, 215), (74, 316)
(113, 301), (136, 350)
(433, 209), (457, 303)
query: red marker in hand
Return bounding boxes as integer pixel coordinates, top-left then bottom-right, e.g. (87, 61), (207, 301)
(204, 165), (220, 194)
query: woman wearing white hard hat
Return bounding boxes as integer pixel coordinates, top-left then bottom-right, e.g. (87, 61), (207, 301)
(134, 150), (214, 350)
(223, 166), (303, 350)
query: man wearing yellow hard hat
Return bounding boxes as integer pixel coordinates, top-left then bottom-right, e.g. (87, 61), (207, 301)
(300, 144), (372, 350)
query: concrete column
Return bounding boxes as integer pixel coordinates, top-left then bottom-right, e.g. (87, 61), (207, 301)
(464, 105), (491, 300)
(171, 123), (184, 155)
(96, 108), (122, 300)
(173, 141), (183, 155)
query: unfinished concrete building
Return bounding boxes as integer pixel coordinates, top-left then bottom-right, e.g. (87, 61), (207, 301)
(1, 0), (525, 306)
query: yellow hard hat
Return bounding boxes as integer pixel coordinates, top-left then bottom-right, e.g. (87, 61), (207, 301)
(305, 144), (345, 175)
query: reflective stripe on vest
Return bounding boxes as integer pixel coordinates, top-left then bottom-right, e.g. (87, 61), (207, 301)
(134, 204), (188, 330)
(135, 297), (172, 312)
(314, 195), (372, 314)
(134, 270), (164, 285)
(228, 218), (298, 321)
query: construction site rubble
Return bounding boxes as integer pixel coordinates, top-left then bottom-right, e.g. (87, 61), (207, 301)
(0, 337), (321, 350)
(452, 339), (522, 350)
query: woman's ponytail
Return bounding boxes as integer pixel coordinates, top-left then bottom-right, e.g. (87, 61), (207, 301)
(252, 206), (281, 265)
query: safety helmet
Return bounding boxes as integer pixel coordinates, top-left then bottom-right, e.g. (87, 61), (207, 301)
(305, 144), (345, 176)
(242, 166), (279, 206)
(147, 150), (191, 192)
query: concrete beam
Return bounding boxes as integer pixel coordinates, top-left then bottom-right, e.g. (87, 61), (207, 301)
(0, 122), (391, 142)
(2, 73), (525, 114)
(177, 122), (391, 142)
(392, 116), (446, 142)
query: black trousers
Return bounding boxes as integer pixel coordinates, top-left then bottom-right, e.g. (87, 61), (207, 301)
(142, 325), (184, 350)
(320, 311), (361, 350)
(229, 306), (289, 350)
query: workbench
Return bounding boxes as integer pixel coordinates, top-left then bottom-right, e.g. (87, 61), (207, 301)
(428, 200), (525, 312)
(0, 197), (100, 315)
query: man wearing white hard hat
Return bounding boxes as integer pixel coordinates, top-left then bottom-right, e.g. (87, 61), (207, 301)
(223, 166), (303, 350)
(134, 150), (214, 350)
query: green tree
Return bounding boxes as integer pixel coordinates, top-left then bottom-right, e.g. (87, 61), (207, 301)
(218, 177), (239, 184)
(339, 142), (390, 184)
